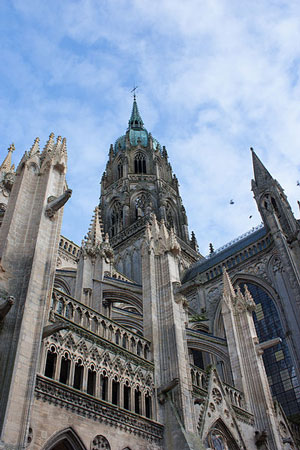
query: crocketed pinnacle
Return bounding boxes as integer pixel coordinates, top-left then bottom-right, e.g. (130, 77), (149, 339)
(251, 147), (273, 188)
(84, 206), (104, 248)
(222, 267), (235, 299)
(0, 144), (15, 172)
(29, 138), (40, 157)
(128, 97), (144, 130)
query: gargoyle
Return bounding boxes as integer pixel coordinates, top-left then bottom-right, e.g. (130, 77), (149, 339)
(42, 321), (70, 339)
(0, 296), (14, 321)
(45, 189), (72, 218)
(255, 430), (268, 448)
(157, 378), (179, 404)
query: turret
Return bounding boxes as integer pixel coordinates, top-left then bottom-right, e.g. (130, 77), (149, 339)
(74, 207), (113, 310)
(251, 148), (300, 242)
(98, 97), (198, 283)
(0, 134), (71, 447)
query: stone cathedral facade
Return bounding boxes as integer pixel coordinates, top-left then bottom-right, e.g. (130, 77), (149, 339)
(0, 99), (300, 450)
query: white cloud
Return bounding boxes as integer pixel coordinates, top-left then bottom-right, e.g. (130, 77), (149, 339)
(1, 0), (300, 253)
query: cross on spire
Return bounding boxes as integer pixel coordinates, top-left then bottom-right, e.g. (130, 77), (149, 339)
(131, 85), (138, 101)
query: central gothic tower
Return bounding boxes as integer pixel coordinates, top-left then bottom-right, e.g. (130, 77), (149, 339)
(99, 97), (199, 283)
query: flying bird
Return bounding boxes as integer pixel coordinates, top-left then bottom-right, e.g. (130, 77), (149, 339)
(249, 215), (252, 219)
(230, 199), (234, 205)
(297, 180), (300, 186)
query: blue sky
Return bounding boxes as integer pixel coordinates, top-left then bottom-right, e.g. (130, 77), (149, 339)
(1, 0), (300, 254)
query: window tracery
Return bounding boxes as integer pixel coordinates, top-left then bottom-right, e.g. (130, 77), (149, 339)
(110, 201), (123, 237)
(91, 435), (111, 450)
(134, 153), (146, 174)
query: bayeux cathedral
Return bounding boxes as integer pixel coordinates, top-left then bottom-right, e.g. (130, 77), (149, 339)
(0, 98), (299, 450)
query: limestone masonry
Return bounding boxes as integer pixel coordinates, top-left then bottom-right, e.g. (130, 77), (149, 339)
(0, 99), (299, 449)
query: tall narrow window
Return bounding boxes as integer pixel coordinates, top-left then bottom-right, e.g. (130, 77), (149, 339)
(73, 359), (83, 390)
(145, 392), (152, 418)
(124, 383), (131, 410)
(112, 377), (119, 405)
(59, 353), (70, 384)
(135, 387), (141, 414)
(87, 367), (96, 396)
(134, 153), (146, 174)
(111, 202), (123, 237)
(44, 347), (57, 379)
(117, 163), (123, 179)
(101, 373), (108, 401)
(137, 341), (142, 357)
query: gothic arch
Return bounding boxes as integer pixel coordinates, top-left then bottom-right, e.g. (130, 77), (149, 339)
(213, 272), (283, 336)
(231, 272), (283, 321)
(91, 435), (111, 450)
(109, 199), (123, 237)
(130, 190), (155, 220)
(187, 338), (231, 382)
(231, 274), (300, 418)
(42, 427), (86, 450)
(165, 199), (179, 233)
(133, 151), (147, 174)
(205, 419), (240, 450)
(54, 277), (71, 295)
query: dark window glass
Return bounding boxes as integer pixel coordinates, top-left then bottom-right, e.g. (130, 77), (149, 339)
(240, 283), (300, 418)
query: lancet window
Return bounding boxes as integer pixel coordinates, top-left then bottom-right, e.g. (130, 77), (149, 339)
(134, 153), (146, 174)
(42, 341), (154, 419)
(110, 201), (123, 237)
(117, 163), (123, 179)
(166, 203), (176, 232)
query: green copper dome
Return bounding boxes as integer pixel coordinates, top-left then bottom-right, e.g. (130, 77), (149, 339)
(114, 98), (161, 154)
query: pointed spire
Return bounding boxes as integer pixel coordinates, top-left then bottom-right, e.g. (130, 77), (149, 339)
(29, 138), (40, 157)
(128, 97), (144, 130)
(251, 147), (273, 188)
(0, 143), (15, 172)
(222, 267), (235, 299)
(41, 133), (55, 158)
(84, 206), (104, 248)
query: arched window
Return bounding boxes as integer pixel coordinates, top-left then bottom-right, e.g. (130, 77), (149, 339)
(59, 353), (70, 385)
(134, 387), (141, 414)
(110, 202), (123, 237)
(239, 282), (300, 418)
(205, 421), (240, 450)
(112, 376), (119, 405)
(134, 153), (146, 174)
(145, 392), (152, 418)
(73, 359), (83, 390)
(101, 372), (108, 401)
(123, 381), (131, 410)
(117, 163), (123, 179)
(65, 303), (73, 319)
(91, 435), (111, 450)
(45, 346), (57, 379)
(166, 203), (176, 232)
(87, 366), (96, 396)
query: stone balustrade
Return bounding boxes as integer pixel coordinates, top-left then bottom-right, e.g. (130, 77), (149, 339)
(51, 288), (151, 361)
(191, 365), (246, 411)
(223, 382), (245, 409)
(190, 365), (207, 391)
(59, 235), (80, 258)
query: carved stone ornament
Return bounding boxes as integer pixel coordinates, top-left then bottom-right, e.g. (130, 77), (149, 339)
(273, 256), (283, 273)
(212, 388), (222, 405)
(91, 435), (111, 450)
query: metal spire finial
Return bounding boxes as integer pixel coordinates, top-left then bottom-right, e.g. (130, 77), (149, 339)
(131, 85), (138, 100)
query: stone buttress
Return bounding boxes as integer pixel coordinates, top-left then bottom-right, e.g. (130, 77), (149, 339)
(0, 135), (71, 448)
